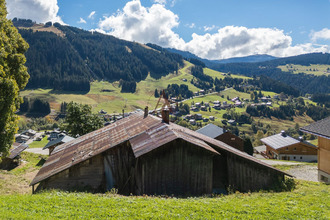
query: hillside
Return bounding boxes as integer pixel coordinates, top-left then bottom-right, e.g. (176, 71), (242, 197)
(14, 19), (183, 92)
(167, 48), (330, 95)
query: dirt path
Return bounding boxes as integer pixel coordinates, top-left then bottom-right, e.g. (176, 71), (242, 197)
(25, 148), (48, 155)
(287, 165), (318, 182)
(257, 159), (318, 182)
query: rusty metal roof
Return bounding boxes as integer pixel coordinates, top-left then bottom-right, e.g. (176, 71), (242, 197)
(8, 143), (29, 159)
(130, 123), (218, 158)
(31, 112), (289, 186)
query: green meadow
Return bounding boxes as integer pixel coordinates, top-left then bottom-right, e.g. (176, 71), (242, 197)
(0, 180), (328, 219)
(20, 61), (249, 114)
(278, 64), (330, 76)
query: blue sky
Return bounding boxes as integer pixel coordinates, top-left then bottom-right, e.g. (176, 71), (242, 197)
(6, 0), (330, 59)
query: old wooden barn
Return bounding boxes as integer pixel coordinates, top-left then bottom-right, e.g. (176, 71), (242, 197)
(31, 110), (288, 196)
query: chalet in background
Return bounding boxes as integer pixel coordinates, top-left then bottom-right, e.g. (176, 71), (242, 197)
(301, 117), (330, 183)
(196, 124), (244, 152)
(43, 135), (75, 155)
(31, 110), (288, 196)
(261, 131), (317, 162)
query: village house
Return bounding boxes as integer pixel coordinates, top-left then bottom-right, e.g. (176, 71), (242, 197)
(31, 110), (288, 196)
(195, 113), (203, 120)
(189, 119), (196, 125)
(301, 117), (330, 183)
(196, 124), (245, 152)
(201, 106), (207, 111)
(21, 129), (37, 138)
(15, 134), (30, 143)
(228, 120), (236, 126)
(49, 130), (62, 141)
(213, 104), (221, 110)
(43, 135), (75, 155)
(261, 131), (317, 162)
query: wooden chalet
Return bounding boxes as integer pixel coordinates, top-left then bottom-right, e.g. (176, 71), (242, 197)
(196, 124), (244, 152)
(301, 117), (330, 183)
(31, 110), (289, 196)
(43, 135), (75, 155)
(261, 131), (317, 162)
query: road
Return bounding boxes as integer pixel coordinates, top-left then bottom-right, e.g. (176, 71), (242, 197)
(25, 148), (49, 155)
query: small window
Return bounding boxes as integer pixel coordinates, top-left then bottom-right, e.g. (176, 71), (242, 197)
(293, 156), (296, 159)
(300, 157), (302, 159)
(286, 147), (289, 151)
(231, 138), (235, 141)
(293, 147), (297, 151)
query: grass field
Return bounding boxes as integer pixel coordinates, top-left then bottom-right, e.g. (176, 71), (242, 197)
(0, 180), (328, 219)
(0, 152), (47, 195)
(20, 61), (250, 114)
(278, 64), (330, 76)
(28, 136), (48, 148)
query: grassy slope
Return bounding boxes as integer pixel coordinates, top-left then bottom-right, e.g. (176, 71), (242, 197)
(20, 61), (248, 114)
(0, 152), (47, 195)
(278, 64), (330, 76)
(20, 62), (317, 139)
(0, 181), (328, 219)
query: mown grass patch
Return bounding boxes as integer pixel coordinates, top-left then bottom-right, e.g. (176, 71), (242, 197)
(0, 180), (328, 219)
(28, 136), (48, 149)
(278, 64), (330, 76)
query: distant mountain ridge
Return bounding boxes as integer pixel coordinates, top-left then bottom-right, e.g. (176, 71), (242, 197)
(166, 46), (330, 94)
(214, 54), (277, 64)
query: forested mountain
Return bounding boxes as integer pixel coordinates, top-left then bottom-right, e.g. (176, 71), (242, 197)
(214, 54), (277, 64)
(14, 19), (183, 92)
(209, 53), (330, 94)
(167, 47), (330, 95)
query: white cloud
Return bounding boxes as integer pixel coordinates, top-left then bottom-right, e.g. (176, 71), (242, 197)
(6, 0), (64, 24)
(95, 1), (330, 59)
(98, 0), (185, 48)
(78, 17), (86, 24)
(88, 11), (96, 19)
(311, 28), (330, 41)
(204, 25), (216, 32)
(183, 26), (329, 59)
(153, 0), (167, 5)
(187, 23), (195, 28)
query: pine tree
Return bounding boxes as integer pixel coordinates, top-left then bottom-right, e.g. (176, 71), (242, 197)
(0, 0), (29, 156)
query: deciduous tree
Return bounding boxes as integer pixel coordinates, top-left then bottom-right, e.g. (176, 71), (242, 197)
(63, 102), (103, 137)
(0, 1), (29, 156)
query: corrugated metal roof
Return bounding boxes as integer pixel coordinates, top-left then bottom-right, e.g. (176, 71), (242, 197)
(300, 117), (330, 139)
(130, 124), (218, 158)
(260, 133), (317, 150)
(196, 123), (224, 139)
(43, 135), (75, 150)
(31, 112), (290, 186)
(8, 143), (28, 159)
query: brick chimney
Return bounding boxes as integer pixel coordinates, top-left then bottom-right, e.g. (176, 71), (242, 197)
(162, 106), (170, 124)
